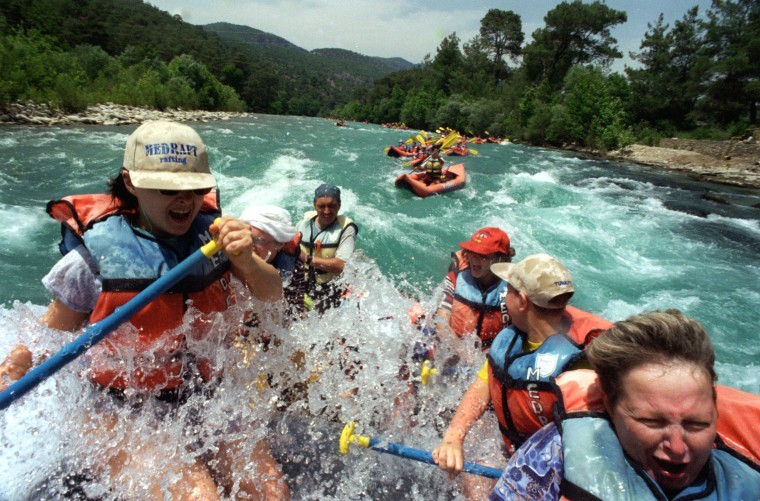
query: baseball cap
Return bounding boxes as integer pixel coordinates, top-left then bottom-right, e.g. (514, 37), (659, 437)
(458, 227), (511, 256)
(491, 253), (574, 309)
(123, 121), (216, 191)
(314, 183), (341, 202)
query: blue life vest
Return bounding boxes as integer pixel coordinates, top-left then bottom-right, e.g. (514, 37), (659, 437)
(84, 213), (227, 293)
(560, 415), (760, 500)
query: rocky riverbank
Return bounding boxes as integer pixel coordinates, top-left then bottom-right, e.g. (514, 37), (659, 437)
(0, 102), (255, 126)
(3, 102), (760, 190)
(607, 140), (760, 191)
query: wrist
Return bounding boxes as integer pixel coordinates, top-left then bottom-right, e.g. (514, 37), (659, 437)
(443, 425), (467, 444)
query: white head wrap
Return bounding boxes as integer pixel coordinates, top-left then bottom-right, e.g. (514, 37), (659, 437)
(239, 205), (296, 243)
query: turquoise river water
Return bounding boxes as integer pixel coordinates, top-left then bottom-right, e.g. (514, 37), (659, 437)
(0, 115), (758, 499)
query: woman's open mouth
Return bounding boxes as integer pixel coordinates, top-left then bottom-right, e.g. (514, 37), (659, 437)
(655, 457), (687, 475)
(169, 209), (192, 222)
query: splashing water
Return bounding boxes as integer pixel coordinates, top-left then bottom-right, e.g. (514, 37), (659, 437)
(1, 116), (759, 498)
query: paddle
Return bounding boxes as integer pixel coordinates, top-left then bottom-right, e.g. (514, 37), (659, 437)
(0, 237), (224, 411)
(438, 131), (461, 150)
(339, 422), (503, 479)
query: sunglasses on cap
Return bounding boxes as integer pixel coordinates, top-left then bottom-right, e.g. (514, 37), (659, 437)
(158, 187), (213, 196)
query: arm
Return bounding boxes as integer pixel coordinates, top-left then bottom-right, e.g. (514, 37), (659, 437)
(298, 251), (345, 276)
(433, 375), (491, 476)
(298, 224), (356, 276)
(433, 272), (457, 342)
(41, 298), (90, 332)
(0, 299), (90, 393)
(212, 217), (283, 302)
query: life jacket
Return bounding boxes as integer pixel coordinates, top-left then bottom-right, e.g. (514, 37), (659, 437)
(46, 192), (233, 392)
(486, 306), (612, 454)
(296, 211), (358, 285)
(448, 250), (509, 347)
(559, 414), (760, 500)
(554, 369), (760, 470)
(424, 156), (444, 176)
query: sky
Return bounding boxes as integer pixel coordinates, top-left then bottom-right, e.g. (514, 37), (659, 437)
(147, 0), (714, 72)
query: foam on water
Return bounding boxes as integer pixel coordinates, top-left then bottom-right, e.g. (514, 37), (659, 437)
(1, 117), (759, 497)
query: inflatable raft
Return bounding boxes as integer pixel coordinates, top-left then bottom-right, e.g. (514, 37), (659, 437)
(386, 145), (415, 158)
(394, 163), (466, 198)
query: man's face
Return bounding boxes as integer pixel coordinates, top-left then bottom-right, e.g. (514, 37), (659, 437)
(314, 196), (340, 227)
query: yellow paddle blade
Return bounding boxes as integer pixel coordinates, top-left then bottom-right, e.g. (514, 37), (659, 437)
(384, 147), (390, 153)
(469, 148), (479, 155)
(440, 132), (461, 150)
(420, 130), (428, 138)
(405, 137), (415, 144)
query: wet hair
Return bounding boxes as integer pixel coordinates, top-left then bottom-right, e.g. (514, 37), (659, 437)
(587, 309), (717, 407)
(107, 169), (139, 211)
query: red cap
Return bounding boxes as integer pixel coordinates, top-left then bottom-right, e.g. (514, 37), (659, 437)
(458, 227), (511, 256)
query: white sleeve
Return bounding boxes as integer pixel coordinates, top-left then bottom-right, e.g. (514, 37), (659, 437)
(334, 224), (356, 262)
(41, 245), (102, 313)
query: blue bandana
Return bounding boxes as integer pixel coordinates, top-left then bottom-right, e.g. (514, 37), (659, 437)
(314, 183), (341, 202)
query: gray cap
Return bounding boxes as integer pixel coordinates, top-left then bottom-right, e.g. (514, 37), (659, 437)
(491, 253), (574, 309)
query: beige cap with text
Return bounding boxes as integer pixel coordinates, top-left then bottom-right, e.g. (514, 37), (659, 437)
(491, 253), (574, 309)
(123, 121), (216, 190)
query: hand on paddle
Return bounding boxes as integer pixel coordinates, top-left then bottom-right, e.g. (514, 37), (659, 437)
(211, 217), (284, 302)
(433, 433), (466, 479)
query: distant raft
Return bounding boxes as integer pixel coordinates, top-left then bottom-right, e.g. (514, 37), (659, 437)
(394, 163), (466, 198)
(386, 145), (416, 157)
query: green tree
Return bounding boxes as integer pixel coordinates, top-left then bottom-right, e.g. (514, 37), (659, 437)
(168, 54), (222, 110)
(522, 1), (627, 88)
(627, 8), (704, 130)
(697, 0), (760, 125)
(477, 9), (523, 81)
(430, 33), (464, 95)
(558, 66), (632, 150)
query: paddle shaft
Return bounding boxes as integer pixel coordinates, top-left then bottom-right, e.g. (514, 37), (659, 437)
(0, 240), (222, 410)
(366, 437), (503, 479)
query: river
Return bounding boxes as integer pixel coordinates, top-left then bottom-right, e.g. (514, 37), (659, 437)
(0, 115), (759, 499)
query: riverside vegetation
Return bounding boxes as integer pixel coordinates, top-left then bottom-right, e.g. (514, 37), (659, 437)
(1, 1), (758, 182)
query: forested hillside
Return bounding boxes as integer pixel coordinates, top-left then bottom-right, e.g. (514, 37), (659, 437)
(334, 1), (759, 150)
(0, 0), (411, 115)
(1, 0), (757, 151)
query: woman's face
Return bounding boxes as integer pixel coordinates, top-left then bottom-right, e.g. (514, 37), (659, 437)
(250, 226), (282, 263)
(608, 362), (717, 494)
(465, 250), (498, 280)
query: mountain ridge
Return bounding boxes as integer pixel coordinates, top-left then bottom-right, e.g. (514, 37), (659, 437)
(202, 22), (415, 74)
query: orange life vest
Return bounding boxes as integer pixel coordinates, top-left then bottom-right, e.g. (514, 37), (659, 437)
(448, 250), (509, 347)
(47, 192), (233, 392)
(487, 307), (612, 454)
